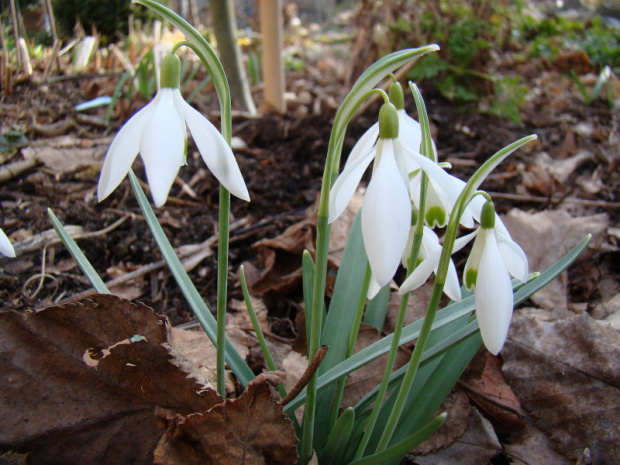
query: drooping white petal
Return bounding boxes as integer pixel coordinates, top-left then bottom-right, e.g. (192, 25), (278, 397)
(397, 110), (422, 155)
(347, 123), (379, 166)
(453, 229), (479, 254)
(140, 88), (186, 207)
(475, 229), (514, 355)
(406, 148), (465, 227)
(97, 94), (158, 202)
(399, 247), (440, 294)
(328, 144), (377, 223)
(463, 229), (486, 290)
(362, 140), (411, 287)
(497, 236), (529, 282)
(443, 258), (462, 301)
(0, 228), (15, 258)
(367, 273), (382, 300)
(179, 93), (250, 201)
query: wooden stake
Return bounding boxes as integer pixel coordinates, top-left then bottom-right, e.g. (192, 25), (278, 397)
(259, 0), (286, 113)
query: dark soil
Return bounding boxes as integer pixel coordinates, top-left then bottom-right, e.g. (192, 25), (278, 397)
(0, 68), (617, 329)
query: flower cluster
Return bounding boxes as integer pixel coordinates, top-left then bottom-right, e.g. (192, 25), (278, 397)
(329, 81), (528, 354)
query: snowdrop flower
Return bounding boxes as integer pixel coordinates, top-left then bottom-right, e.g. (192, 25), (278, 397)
(329, 101), (413, 288)
(398, 226), (461, 301)
(459, 199), (528, 355)
(0, 228), (15, 258)
(98, 53), (249, 207)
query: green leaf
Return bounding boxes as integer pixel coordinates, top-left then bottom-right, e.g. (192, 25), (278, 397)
(48, 209), (109, 294)
(348, 413), (447, 465)
(128, 171), (254, 386)
(321, 407), (356, 465)
(321, 211), (367, 373)
(363, 284), (390, 329)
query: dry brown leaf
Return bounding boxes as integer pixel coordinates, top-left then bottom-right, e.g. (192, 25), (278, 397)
(502, 311), (620, 464)
(501, 209), (607, 313)
(411, 388), (472, 455)
(410, 408), (502, 465)
(247, 217), (316, 296)
(0, 294), (222, 464)
(154, 377), (298, 465)
(505, 425), (573, 465)
(461, 352), (526, 434)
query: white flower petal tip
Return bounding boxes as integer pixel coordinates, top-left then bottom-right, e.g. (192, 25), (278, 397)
(180, 96), (250, 202)
(0, 229), (16, 258)
(398, 227), (461, 302)
(98, 88), (249, 206)
(362, 140), (411, 287)
(464, 225), (527, 355)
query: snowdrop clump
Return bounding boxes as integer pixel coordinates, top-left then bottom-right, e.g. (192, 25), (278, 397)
(330, 80), (529, 355)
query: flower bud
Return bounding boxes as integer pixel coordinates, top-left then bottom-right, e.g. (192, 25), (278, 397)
(480, 199), (496, 229)
(160, 53), (181, 89)
(388, 81), (405, 110)
(378, 102), (399, 139)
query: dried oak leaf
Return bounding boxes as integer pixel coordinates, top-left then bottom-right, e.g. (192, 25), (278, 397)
(0, 294), (222, 465)
(503, 311), (620, 464)
(460, 352), (526, 434)
(154, 375), (299, 465)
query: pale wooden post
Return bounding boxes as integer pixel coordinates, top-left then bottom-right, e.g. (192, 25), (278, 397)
(259, 0), (285, 113)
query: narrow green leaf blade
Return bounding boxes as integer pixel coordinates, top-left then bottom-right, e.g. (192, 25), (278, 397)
(48, 209), (109, 294)
(128, 170), (254, 386)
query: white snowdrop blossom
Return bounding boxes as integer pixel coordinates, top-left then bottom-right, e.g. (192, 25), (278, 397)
(458, 199), (528, 355)
(0, 228), (15, 258)
(98, 53), (249, 207)
(398, 226), (461, 301)
(329, 102), (414, 288)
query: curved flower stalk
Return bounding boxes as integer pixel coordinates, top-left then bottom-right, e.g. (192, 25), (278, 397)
(460, 199), (529, 354)
(399, 226), (461, 301)
(98, 53), (249, 207)
(0, 228), (15, 257)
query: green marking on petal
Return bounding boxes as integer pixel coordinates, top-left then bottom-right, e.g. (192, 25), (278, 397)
(425, 206), (446, 227)
(465, 268), (478, 289)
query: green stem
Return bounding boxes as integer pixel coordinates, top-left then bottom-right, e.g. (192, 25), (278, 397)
(354, 190), (426, 459)
(374, 280), (442, 451)
(330, 262), (372, 428)
(216, 185), (231, 398)
(134, 0), (237, 398)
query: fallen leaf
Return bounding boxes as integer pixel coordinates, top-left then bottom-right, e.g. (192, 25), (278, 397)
(411, 388), (472, 455)
(0, 294), (221, 464)
(154, 376), (298, 465)
(247, 217), (316, 296)
(460, 352), (526, 434)
(501, 209), (607, 313)
(410, 408), (502, 465)
(502, 310), (620, 464)
(505, 425), (573, 465)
